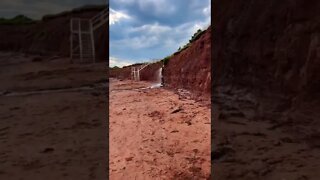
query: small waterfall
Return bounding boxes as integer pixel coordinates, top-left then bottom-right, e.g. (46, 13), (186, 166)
(150, 67), (163, 88)
(158, 67), (163, 83)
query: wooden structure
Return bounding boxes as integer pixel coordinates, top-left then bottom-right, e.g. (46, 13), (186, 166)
(131, 63), (151, 81)
(70, 9), (108, 63)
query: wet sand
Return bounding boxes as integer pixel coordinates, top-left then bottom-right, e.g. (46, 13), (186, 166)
(109, 78), (211, 179)
(212, 87), (320, 179)
(0, 52), (108, 179)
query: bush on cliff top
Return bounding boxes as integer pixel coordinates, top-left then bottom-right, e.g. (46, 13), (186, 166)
(189, 29), (205, 43)
(161, 28), (206, 66)
(175, 29), (204, 54)
(161, 55), (173, 65)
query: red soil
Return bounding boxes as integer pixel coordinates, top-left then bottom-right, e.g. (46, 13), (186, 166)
(164, 26), (211, 96)
(109, 62), (163, 83)
(109, 79), (211, 179)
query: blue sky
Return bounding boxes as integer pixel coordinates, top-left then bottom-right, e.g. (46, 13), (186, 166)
(110, 0), (211, 67)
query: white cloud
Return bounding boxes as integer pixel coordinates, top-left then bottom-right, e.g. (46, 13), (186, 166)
(109, 8), (131, 25)
(111, 22), (174, 50)
(114, 0), (135, 4)
(111, 35), (160, 49)
(137, 0), (176, 16)
(203, 0), (211, 17)
(112, 0), (176, 16)
(128, 22), (171, 34)
(173, 20), (210, 42)
(189, 20), (210, 33)
(109, 0), (211, 62)
(109, 56), (132, 67)
(111, 17), (210, 52)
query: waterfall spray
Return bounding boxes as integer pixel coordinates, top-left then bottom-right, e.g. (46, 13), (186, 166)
(150, 66), (163, 88)
(158, 67), (163, 84)
(161, 64), (164, 86)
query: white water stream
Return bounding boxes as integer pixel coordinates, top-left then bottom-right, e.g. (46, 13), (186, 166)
(150, 67), (163, 88)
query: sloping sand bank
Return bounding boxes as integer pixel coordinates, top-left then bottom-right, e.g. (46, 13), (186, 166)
(109, 79), (211, 179)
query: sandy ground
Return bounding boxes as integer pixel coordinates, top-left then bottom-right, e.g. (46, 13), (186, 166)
(212, 87), (320, 180)
(109, 78), (211, 179)
(0, 52), (108, 179)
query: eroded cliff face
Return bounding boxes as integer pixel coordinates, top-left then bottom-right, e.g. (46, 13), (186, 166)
(212, 1), (320, 179)
(0, 5), (108, 61)
(140, 62), (163, 82)
(213, 0), (320, 97)
(109, 66), (131, 80)
(109, 26), (211, 96)
(109, 62), (162, 82)
(163, 26), (211, 96)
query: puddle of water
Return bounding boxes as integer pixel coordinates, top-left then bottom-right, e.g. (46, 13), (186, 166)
(150, 83), (163, 88)
(138, 83), (163, 90)
(112, 83), (163, 92)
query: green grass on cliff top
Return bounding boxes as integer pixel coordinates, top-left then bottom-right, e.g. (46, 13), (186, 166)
(160, 27), (207, 65)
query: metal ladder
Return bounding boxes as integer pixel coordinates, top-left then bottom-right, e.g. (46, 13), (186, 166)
(70, 8), (108, 63)
(91, 9), (108, 31)
(131, 63), (151, 81)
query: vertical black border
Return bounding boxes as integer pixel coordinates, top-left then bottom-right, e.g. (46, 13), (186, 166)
(106, 1), (110, 178)
(210, 0), (214, 179)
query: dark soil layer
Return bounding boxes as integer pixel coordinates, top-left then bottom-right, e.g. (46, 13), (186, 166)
(213, 0), (320, 179)
(213, 0), (320, 96)
(0, 5), (108, 61)
(164, 26), (211, 96)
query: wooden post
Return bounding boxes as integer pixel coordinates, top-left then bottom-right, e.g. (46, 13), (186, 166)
(70, 19), (73, 63)
(90, 21), (96, 63)
(78, 19), (83, 63)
